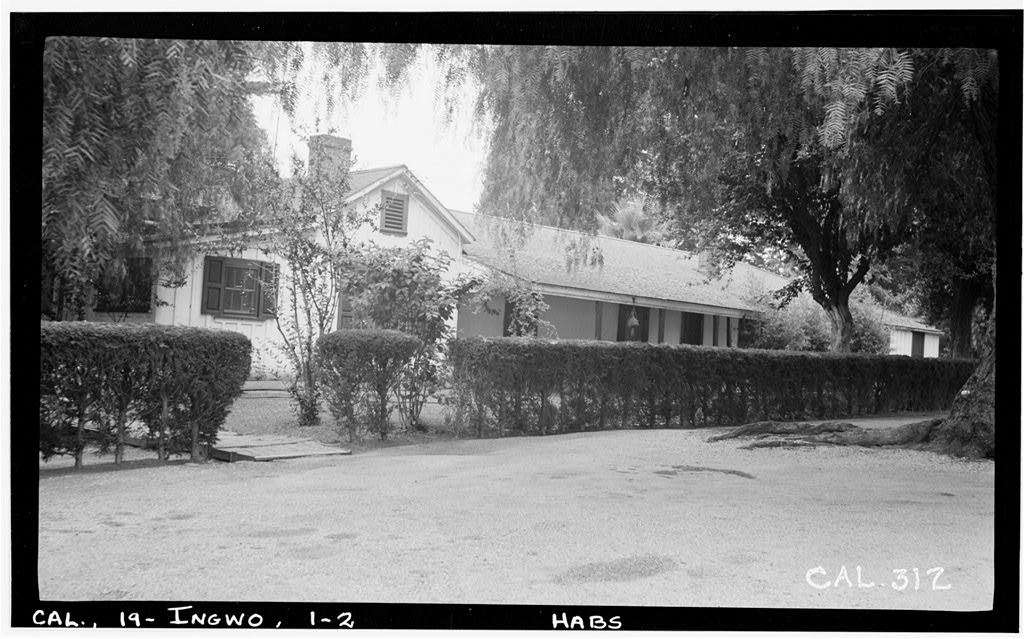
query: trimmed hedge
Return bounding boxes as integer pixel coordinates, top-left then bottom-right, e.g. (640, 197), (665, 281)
(40, 322), (251, 465)
(449, 337), (976, 437)
(317, 329), (422, 441)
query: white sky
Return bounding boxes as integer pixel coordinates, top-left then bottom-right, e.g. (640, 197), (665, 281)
(250, 47), (487, 212)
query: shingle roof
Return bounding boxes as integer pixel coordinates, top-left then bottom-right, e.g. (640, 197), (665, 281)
(878, 310), (944, 334)
(453, 211), (784, 313)
(453, 211), (942, 333)
(345, 165), (407, 196)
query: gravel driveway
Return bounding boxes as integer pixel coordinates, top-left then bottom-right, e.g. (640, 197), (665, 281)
(38, 427), (993, 610)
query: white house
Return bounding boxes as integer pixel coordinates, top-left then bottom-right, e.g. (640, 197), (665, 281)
(86, 134), (943, 371)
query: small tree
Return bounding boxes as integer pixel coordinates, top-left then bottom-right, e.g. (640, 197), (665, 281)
(257, 150), (374, 425)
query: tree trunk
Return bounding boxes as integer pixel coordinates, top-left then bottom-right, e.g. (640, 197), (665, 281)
(930, 263), (995, 458)
(74, 409), (86, 469)
(821, 296), (854, 353)
(927, 343), (994, 458)
(114, 407), (126, 465)
(158, 395), (169, 462)
(189, 394), (202, 463)
(948, 279), (979, 359)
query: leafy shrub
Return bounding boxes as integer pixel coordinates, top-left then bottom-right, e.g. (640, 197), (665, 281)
(739, 291), (890, 354)
(317, 329), (421, 441)
(449, 337), (975, 437)
(346, 239), (478, 430)
(40, 322), (250, 465)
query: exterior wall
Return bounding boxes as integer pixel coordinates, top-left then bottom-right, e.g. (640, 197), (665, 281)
(543, 295), (597, 340)
(924, 333), (940, 358)
(154, 247), (280, 341)
(348, 177), (462, 261)
(888, 327), (941, 358)
(729, 316), (740, 348)
(889, 328), (912, 356)
(457, 295), (505, 338)
(647, 309), (659, 344)
(600, 300), (618, 341)
(664, 309), (682, 344)
(702, 314), (715, 346)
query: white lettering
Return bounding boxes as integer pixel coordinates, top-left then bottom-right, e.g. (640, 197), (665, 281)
(168, 605), (193, 625)
(806, 566), (830, 589)
(856, 565), (875, 588)
(833, 565), (853, 588)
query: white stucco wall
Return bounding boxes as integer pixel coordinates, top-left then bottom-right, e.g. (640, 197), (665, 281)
(600, 300), (618, 341)
(457, 296), (505, 338)
(543, 295), (598, 340)
(702, 314), (714, 346)
(664, 309), (682, 344)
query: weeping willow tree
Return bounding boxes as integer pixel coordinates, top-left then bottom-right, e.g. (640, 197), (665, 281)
(40, 38), (411, 320)
(425, 44), (999, 456)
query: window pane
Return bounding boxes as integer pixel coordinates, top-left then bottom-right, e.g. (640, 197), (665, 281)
(223, 266), (259, 314)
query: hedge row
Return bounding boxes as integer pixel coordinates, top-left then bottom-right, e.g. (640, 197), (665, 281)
(40, 322), (251, 465)
(448, 337), (976, 437)
(317, 329), (421, 441)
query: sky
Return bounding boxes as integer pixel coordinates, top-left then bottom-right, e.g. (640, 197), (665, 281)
(249, 47), (488, 213)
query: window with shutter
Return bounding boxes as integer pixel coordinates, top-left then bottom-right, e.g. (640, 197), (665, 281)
(202, 256), (279, 320)
(381, 191), (408, 235)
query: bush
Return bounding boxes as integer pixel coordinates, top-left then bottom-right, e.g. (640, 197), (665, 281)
(317, 329), (422, 441)
(40, 322), (251, 465)
(739, 292), (890, 354)
(449, 337), (976, 437)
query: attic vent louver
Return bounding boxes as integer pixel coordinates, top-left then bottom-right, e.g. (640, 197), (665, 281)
(381, 191), (408, 234)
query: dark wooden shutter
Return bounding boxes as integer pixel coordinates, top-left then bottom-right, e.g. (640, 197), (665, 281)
(258, 262), (278, 319)
(203, 257), (224, 313)
(381, 193), (407, 234)
(657, 309), (665, 343)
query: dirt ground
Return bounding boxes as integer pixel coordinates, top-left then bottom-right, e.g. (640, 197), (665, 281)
(37, 424), (993, 610)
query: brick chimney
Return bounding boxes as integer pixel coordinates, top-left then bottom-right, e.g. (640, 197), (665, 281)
(308, 134), (352, 180)
(696, 250), (714, 276)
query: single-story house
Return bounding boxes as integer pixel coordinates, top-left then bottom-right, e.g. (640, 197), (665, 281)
(878, 310), (943, 358)
(83, 134), (943, 370)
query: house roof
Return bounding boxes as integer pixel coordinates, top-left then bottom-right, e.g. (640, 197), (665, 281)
(453, 211), (778, 315)
(878, 310), (944, 335)
(346, 165), (474, 243)
(453, 210), (943, 333)
(345, 165), (408, 199)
